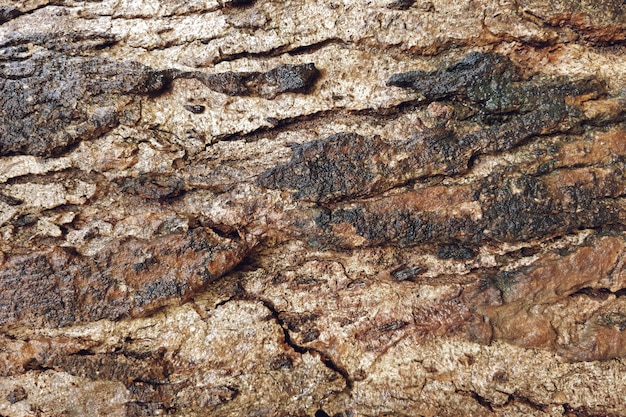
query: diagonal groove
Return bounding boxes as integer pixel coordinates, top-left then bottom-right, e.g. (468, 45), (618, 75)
(239, 293), (353, 392)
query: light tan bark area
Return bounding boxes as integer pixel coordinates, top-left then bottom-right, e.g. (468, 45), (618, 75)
(1, 0), (625, 416)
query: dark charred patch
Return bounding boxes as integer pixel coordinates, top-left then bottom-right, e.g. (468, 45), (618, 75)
(386, 0), (416, 10)
(259, 53), (608, 203)
(437, 243), (477, 260)
(387, 52), (603, 113)
(390, 265), (426, 281)
(0, 50), (172, 157)
(263, 63), (320, 95)
(309, 162), (625, 249)
(176, 63), (319, 99)
(43, 350), (172, 386)
(118, 174), (186, 200)
(387, 52), (522, 103)
(11, 214), (38, 227)
(6, 386), (27, 404)
(183, 104), (206, 114)
(0, 6), (21, 25)
(481, 169), (624, 242)
(280, 312), (321, 333)
(315, 204), (481, 248)
(0, 228), (249, 330)
(257, 129), (472, 202)
(387, 52), (603, 117)
(268, 353), (293, 370)
(387, 52), (603, 127)
(258, 133), (386, 202)
(301, 329), (320, 343)
(0, 31), (121, 54)
(224, 0), (256, 7)
(23, 358), (51, 372)
(0, 193), (23, 206)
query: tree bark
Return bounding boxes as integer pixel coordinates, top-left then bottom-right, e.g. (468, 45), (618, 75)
(1, 0), (625, 416)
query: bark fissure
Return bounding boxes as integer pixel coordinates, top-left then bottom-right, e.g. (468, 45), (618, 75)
(239, 293), (353, 393)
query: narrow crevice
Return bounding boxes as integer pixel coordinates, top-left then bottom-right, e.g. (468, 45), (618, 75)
(239, 293), (353, 391)
(4, 167), (105, 186)
(455, 390), (494, 412)
(211, 38), (353, 66)
(509, 394), (549, 413)
(286, 38), (349, 56)
(570, 287), (626, 299)
(72, 349), (96, 356)
(214, 98), (424, 144)
(457, 390), (551, 413)
(0, 7), (23, 25)
(563, 403), (623, 417)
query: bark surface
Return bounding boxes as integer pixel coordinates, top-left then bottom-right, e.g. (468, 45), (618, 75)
(1, 1), (626, 416)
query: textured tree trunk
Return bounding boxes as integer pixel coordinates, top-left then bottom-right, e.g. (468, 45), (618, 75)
(1, 0), (625, 416)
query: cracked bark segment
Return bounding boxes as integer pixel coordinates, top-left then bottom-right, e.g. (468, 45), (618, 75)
(233, 234), (626, 416)
(247, 233), (626, 370)
(1, 1), (626, 415)
(0, 1), (56, 26)
(258, 52), (610, 203)
(0, 49), (170, 157)
(35, 349), (174, 388)
(0, 30), (120, 54)
(386, 0), (418, 10)
(0, 300), (345, 416)
(30, 346), (183, 416)
(0, 228), (248, 331)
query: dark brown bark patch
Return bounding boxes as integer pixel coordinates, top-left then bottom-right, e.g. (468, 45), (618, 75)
(177, 62), (320, 99)
(0, 228), (249, 331)
(258, 53), (611, 203)
(0, 50), (171, 157)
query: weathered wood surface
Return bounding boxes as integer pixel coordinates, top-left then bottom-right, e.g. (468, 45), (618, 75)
(1, 0), (625, 416)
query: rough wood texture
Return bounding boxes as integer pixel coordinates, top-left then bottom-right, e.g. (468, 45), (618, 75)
(1, 0), (625, 416)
